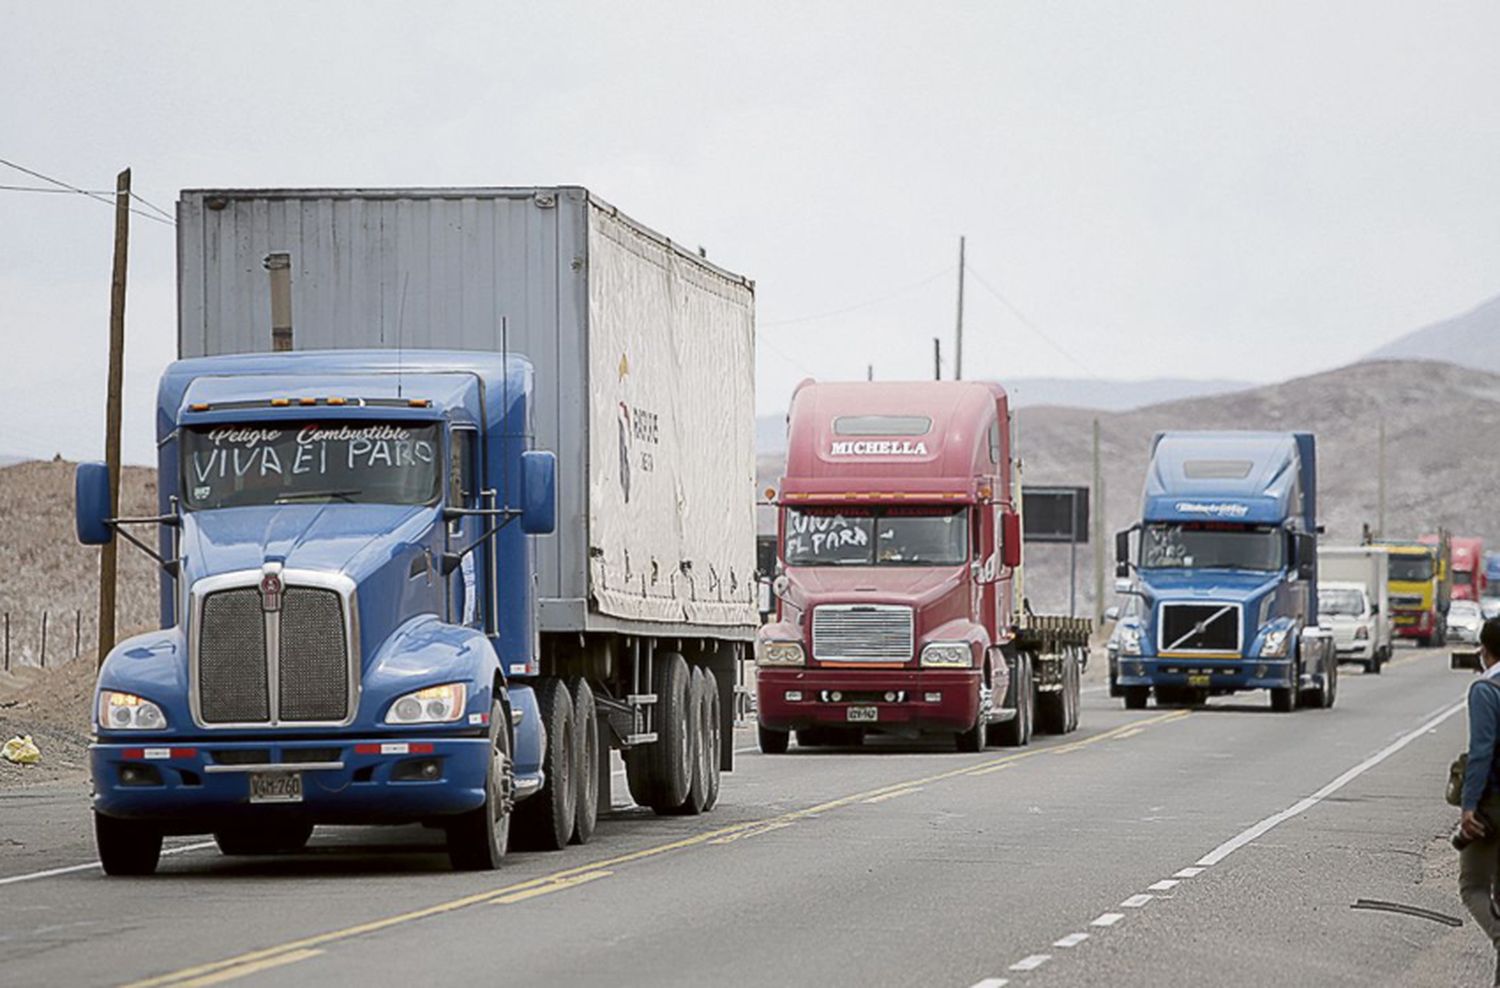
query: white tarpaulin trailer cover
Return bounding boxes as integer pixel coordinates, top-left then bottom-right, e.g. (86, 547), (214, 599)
(177, 186), (758, 636)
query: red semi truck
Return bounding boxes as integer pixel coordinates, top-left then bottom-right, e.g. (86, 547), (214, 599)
(1449, 536), (1485, 602)
(755, 380), (1091, 752)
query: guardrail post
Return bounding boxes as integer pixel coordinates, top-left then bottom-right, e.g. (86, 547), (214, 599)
(40, 611), (48, 668)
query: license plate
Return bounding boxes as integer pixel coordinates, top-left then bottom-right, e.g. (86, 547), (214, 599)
(846, 706), (879, 723)
(249, 772), (303, 804)
(1187, 673), (1211, 687)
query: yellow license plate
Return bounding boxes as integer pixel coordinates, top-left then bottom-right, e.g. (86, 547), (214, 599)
(1187, 674), (1211, 687)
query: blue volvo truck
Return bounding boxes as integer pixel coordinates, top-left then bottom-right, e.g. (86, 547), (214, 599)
(76, 187), (758, 874)
(1110, 431), (1335, 713)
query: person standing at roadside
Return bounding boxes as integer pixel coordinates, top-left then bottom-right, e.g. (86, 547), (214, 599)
(1459, 618), (1500, 985)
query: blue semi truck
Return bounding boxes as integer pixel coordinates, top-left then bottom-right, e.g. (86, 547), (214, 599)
(1109, 431), (1336, 713)
(76, 188), (758, 874)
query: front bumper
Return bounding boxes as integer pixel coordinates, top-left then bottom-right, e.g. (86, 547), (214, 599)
(1393, 610), (1434, 639)
(757, 667), (981, 733)
(91, 735), (493, 828)
(1115, 656), (1295, 691)
(1333, 639), (1374, 660)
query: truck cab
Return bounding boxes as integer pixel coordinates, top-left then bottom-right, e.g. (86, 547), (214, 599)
(1113, 431), (1335, 712)
(1377, 539), (1447, 646)
(755, 380), (1087, 754)
(77, 350), (556, 874)
(1449, 536), (1485, 602)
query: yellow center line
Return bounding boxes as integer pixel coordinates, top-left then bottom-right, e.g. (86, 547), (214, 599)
(862, 785), (926, 804)
(489, 869), (612, 904)
(169, 949), (323, 988)
(123, 707), (1193, 988)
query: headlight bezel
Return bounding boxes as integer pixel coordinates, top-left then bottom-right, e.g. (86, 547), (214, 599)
(98, 690), (168, 731)
(919, 641), (974, 668)
(1118, 625), (1143, 656)
(757, 641), (806, 667)
(1259, 627), (1292, 658)
(384, 682), (468, 725)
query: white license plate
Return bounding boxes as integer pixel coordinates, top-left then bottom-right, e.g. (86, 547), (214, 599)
(846, 706), (879, 723)
(249, 772), (303, 804)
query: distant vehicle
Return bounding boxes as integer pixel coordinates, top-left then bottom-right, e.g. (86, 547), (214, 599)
(756, 380), (1091, 754)
(1105, 594), (1145, 695)
(1448, 536), (1486, 602)
(1318, 583), (1383, 674)
(1483, 598), (1500, 621)
(1113, 431), (1335, 712)
(1373, 535), (1450, 647)
(1319, 546), (1392, 673)
(1448, 599), (1484, 644)
(75, 187), (754, 875)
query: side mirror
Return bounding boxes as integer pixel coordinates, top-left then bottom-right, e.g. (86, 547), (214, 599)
(1104, 606), (1120, 622)
(1369, 603), (1379, 616)
(75, 462), (114, 545)
(1114, 529), (1132, 578)
(1296, 533), (1316, 581)
(519, 450), (556, 535)
(1001, 511), (1022, 569)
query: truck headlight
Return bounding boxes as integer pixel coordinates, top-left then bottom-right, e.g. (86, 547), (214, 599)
(1354, 626), (1369, 640)
(920, 642), (973, 668)
(385, 683), (467, 725)
(758, 641), (805, 667)
(1119, 627), (1143, 657)
(98, 690), (167, 731)
(1259, 628), (1292, 658)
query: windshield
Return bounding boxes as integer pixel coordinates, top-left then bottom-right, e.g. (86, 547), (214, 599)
(182, 421), (441, 509)
(1455, 570), (1474, 586)
(1388, 554), (1434, 582)
(1318, 589), (1365, 616)
(1140, 522), (1284, 572)
(1451, 601), (1481, 619)
(784, 506), (968, 566)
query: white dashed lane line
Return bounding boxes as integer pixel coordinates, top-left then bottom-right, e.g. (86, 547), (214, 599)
(968, 979), (1009, 988)
(1147, 879), (1179, 891)
(1120, 893), (1154, 908)
(1008, 955), (1051, 972)
(1052, 933), (1090, 948)
(1090, 913), (1125, 927)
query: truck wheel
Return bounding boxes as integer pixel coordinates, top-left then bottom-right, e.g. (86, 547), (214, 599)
(672, 669), (711, 815)
(1122, 686), (1149, 710)
(1035, 653), (1068, 735)
(1065, 648), (1082, 732)
(1270, 687), (1296, 713)
(95, 813), (162, 876)
(1321, 657), (1338, 709)
(993, 653), (1032, 747)
(647, 652), (692, 813)
(512, 678), (577, 850)
(447, 699), (513, 870)
(214, 821), (313, 855)
(701, 669), (722, 811)
(568, 677), (599, 846)
(955, 670), (988, 753)
(758, 724), (790, 754)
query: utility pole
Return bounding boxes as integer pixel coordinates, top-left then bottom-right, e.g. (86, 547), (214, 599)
(1092, 418), (1105, 624)
(98, 168), (130, 667)
(1376, 418), (1386, 539)
(953, 236), (966, 381)
(933, 337), (941, 380)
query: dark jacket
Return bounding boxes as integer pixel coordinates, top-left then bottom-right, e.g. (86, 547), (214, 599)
(1461, 677), (1500, 811)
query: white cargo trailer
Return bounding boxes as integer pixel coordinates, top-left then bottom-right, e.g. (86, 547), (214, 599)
(177, 186), (756, 810)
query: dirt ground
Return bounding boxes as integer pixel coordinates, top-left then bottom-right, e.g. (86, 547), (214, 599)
(0, 656), (98, 789)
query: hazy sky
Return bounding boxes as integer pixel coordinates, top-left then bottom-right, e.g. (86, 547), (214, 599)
(3, 2), (1498, 464)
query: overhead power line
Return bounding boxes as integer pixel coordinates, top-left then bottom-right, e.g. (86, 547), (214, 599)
(962, 262), (1101, 381)
(0, 156), (174, 226)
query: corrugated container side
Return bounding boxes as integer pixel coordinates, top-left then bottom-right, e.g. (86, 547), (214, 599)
(176, 187), (756, 636)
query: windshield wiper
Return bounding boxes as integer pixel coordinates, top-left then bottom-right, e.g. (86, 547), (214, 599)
(275, 489), (359, 504)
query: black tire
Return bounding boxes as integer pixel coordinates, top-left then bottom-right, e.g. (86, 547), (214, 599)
(1123, 686), (1149, 710)
(1321, 656), (1338, 709)
(955, 671), (988, 752)
(511, 678), (576, 850)
(758, 723), (790, 754)
(214, 820), (313, 856)
(993, 653), (1033, 747)
(447, 698), (514, 870)
(648, 652), (692, 814)
(1270, 687), (1296, 713)
(673, 669), (711, 815)
(568, 677), (599, 846)
(1064, 650), (1081, 733)
(1035, 652), (1067, 735)
(701, 669), (722, 812)
(95, 813), (162, 876)
(1418, 634), (1433, 648)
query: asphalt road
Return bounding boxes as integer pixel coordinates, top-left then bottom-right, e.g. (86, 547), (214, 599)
(0, 645), (1490, 987)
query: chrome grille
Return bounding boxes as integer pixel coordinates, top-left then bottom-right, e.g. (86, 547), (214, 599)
(199, 588), (270, 723)
(278, 587), (349, 721)
(192, 571), (357, 727)
(812, 605), (913, 662)
(1159, 602), (1240, 654)
(1390, 594), (1424, 609)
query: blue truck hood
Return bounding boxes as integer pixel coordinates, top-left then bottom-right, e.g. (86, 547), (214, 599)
(1136, 568), (1283, 602)
(178, 503), (437, 586)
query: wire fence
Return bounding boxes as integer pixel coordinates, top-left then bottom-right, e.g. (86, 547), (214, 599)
(1, 610), (91, 672)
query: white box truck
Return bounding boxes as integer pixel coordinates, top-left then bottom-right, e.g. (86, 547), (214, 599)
(1318, 546), (1392, 673)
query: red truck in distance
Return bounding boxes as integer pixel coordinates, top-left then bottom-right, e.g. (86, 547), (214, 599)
(1449, 536), (1485, 602)
(756, 380), (1090, 753)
